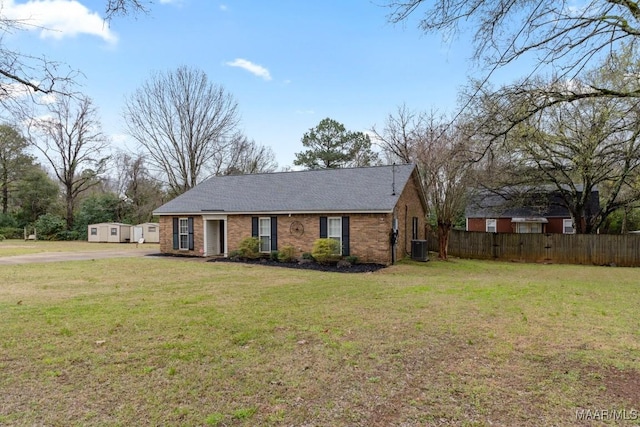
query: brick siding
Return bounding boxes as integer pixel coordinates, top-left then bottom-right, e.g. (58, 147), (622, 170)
(158, 170), (427, 264)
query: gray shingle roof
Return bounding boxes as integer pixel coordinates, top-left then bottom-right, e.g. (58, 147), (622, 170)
(153, 164), (417, 215)
(466, 187), (600, 218)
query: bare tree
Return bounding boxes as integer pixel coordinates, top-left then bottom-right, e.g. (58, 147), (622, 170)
(372, 104), (428, 163)
(124, 66), (241, 196)
(104, 0), (150, 19)
(223, 134), (279, 175)
(109, 151), (165, 224)
(387, 0), (640, 86)
(497, 86), (640, 233)
(467, 45), (640, 233)
(387, 0), (640, 153)
(28, 95), (109, 230)
(373, 107), (473, 259)
(0, 0), (146, 114)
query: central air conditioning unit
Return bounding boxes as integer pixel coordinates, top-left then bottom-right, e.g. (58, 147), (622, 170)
(411, 239), (429, 262)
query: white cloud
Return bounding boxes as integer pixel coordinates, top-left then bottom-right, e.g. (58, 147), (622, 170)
(4, 0), (117, 44)
(225, 58), (272, 81)
(219, 4), (228, 11)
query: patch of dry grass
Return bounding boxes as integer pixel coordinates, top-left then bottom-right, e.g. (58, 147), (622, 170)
(0, 239), (157, 257)
(1, 255), (639, 426)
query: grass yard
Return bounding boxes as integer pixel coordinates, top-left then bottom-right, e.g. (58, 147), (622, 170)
(0, 240), (157, 257)
(1, 248), (639, 426)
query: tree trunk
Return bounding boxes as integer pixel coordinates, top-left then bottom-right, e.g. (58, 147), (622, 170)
(437, 221), (451, 260)
(65, 189), (74, 231)
(1, 183), (7, 215)
(1, 168), (8, 214)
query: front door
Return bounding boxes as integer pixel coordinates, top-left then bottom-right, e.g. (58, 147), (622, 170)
(204, 217), (227, 256)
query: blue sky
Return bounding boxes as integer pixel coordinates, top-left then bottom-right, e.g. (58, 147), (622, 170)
(6, 0), (484, 169)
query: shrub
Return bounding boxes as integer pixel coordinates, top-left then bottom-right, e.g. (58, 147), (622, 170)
(301, 252), (315, 261)
(278, 245), (296, 262)
(270, 250), (280, 262)
(0, 234), (5, 241)
(0, 213), (17, 228)
(344, 255), (358, 264)
(228, 249), (241, 259)
(0, 227), (22, 239)
(236, 237), (260, 259)
(34, 214), (66, 240)
(312, 238), (341, 264)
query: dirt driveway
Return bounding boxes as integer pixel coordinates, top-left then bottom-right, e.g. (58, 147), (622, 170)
(0, 248), (159, 265)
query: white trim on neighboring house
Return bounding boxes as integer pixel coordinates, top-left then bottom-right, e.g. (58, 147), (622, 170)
(514, 222), (543, 233)
(486, 218), (497, 233)
(563, 218), (576, 234)
(511, 217), (548, 234)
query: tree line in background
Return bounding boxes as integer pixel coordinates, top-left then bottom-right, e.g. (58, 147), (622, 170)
(2, 0), (640, 259)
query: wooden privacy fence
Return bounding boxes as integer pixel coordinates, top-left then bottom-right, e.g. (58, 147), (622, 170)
(429, 230), (640, 267)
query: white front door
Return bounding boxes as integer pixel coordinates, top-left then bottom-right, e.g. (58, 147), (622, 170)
(203, 215), (227, 256)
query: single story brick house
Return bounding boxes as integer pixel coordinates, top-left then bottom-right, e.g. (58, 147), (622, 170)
(152, 164), (427, 264)
(466, 187), (600, 234)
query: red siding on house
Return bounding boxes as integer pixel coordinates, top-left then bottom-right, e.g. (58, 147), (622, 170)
(546, 218), (565, 234)
(468, 217), (572, 234)
(467, 218), (514, 233)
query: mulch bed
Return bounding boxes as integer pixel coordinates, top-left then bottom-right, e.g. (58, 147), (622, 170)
(208, 257), (386, 273)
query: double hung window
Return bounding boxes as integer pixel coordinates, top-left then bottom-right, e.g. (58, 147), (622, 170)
(259, 217), (271, 253)
(328, 217), (342, 255)
(179, 218), (189, 250)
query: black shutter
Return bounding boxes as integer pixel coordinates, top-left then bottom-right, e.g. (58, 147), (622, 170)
(319, 216), (328, 238)
(342, 216), (350, 256)
(188, 217), (194, 250)
(219, 220), (225, 252)
(251, 217), (259, 237)
(172, 218), (179, 249)
(412, 217), (419, 240)
(271, 216), (278, 251)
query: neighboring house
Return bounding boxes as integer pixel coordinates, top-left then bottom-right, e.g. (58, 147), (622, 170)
(87, 223), (132, 243)
(132, 222), (160, 243)
(152, 164), (427, 264)
(466, 187), (600, 234)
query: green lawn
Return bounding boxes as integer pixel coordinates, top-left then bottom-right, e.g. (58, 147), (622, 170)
(1, 251), (639, 426)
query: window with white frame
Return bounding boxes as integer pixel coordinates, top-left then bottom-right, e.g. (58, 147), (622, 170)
(486, 219), (497, 233)
(515, 222), (542, 233)
(328, 217), (342, 254)
(111, 227), (117, 236)
(259, 217), (271, 252)
(148, 226), (156, 233)
(563, 219), (575, 234)
(90, 228), (97, 236)
(179, 218), (189, 250)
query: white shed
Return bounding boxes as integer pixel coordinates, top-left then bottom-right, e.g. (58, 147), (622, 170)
(132, 222), (160, 243)
(88, 223), (132, 243)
